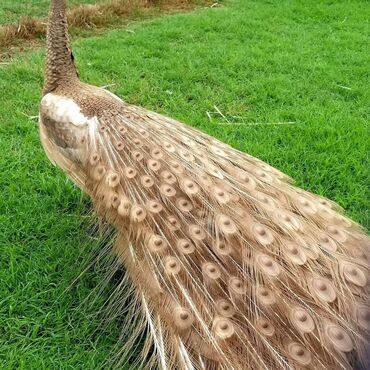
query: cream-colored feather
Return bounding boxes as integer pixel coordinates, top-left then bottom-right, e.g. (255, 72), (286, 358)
(39, 1), (369, 369)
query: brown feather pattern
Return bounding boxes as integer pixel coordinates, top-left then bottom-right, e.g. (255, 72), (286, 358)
(39, 1), (369, 369)
(40, 84), (370, 369)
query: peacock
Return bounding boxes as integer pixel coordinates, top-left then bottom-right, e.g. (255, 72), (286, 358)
(39, 0), (369, 369)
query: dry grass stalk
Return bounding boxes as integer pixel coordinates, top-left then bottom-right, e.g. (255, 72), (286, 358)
(0, 0), (208, 50)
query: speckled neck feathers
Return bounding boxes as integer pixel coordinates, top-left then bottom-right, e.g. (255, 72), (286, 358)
(43, 0), (78, 94)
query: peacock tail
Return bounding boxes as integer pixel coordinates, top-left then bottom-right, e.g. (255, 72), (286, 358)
(40, 84), (370, 369)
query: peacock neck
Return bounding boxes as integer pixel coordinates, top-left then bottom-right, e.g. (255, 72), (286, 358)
(43, 0), (78, 94)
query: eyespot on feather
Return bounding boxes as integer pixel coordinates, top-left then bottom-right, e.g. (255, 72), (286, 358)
(114, 140), (124, 151)
(213, 317), (235, 339)
(284, 242), (307, 265)
(216, 299), (235, 318)
(213, 186), (230, 204)
(182, 136), (196, 148)
(106, 171), (120, 187)
(132, 150), (144, 161)
(132, 138), (143, 148)
(202, 262), (221, 280)
(160, 184), (176, 197)
(299, 236), (320, 260)
(167, 215), (181, 231)
(256, 318), (275, 337)
(229, 276), (246, 295)
(290, 307), (315, 333)
(118, 126), (127, 134)
(256, 286), (276, 305)
(198, 173), (212, 186)
(216, 214), (237, 235)
(89, 152), (100, 166)
(146, 199), (163, 214)
(325, 323), (354, 352)
(164, 256), (181, 275)
(147, 234), (167, 253)
(124, 166), (137, 179)
(130, 204), (146, 222)
(252, 224), (274, 245)
(99, 124), (107, 132)
(275, 210), (300, 231)
(238, 172), (256, 190)
(341, 262), (367, 287)
(255, 169), (274, 184)
(181, 178), (199, 196)
(163, 141), (175, 153)
(117, 196), (131, 216)
(108, 192), (120, 209)
(93, 165), (106, 181)
(160, 170), (177, 185)
(141, 175), (154, 188)
(254, 192), (276, 210)
(188, 224), (206, 241)
(318, 234), (337, 252)
(195, 151), (206, 161)
(176, 239), (195, 254)
(256, 254), (281, 277)
(151, 148), (163, 159)
(173, 307), (194, 330)
(309, 277), (336, 303)
(356, 305), (370, 330)
(326, 225), (347, 243)
(287, 342), (311, 366)
(213, 241), (232, 256)
(297, 196), (317, 215)
(178, 148), (195, 162)
(169, 160), (184, 174)
(176, 197), (193, 212)
(147, 159), (161, 172)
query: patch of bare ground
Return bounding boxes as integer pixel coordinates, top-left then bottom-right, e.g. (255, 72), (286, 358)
(0, 0), (219, 59)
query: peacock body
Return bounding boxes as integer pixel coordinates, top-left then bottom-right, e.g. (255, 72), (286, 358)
(39, 1), (369, 369)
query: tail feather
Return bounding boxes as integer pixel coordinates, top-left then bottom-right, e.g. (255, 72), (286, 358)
(55, 101), (369, 369)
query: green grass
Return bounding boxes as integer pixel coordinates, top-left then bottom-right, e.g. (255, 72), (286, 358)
(0, 0), (98, 23)
(0, 0), (369, 368)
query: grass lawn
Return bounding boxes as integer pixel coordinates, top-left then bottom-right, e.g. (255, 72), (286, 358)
(0, 0), (369, 368)
(0, 0), (98, 23)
